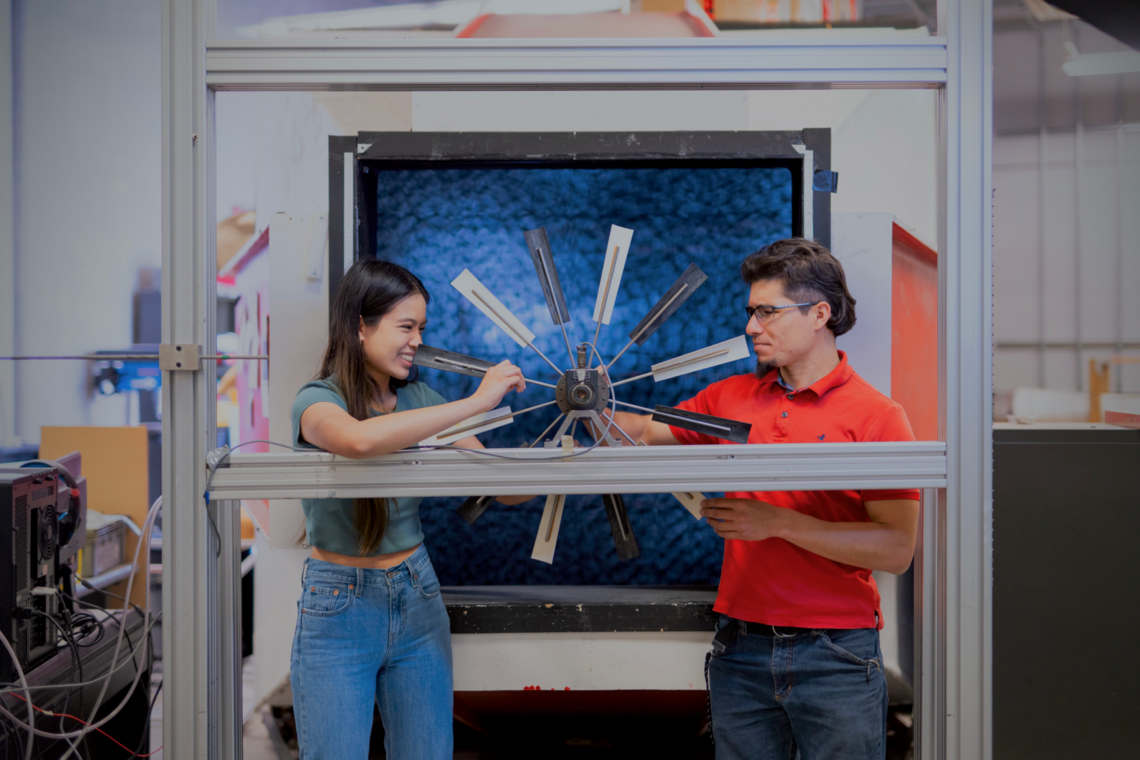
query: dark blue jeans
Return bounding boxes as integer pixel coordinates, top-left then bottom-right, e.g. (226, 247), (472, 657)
(707, 616), (887, 760)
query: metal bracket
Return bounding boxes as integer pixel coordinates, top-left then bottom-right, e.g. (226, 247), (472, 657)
(813, 170), (839, 193)
(160, 343), (201, 370)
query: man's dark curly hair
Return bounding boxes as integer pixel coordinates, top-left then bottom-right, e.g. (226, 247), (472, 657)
(740, 238), (857, 337)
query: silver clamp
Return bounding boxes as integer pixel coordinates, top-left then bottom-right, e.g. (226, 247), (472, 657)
(159, 343), (201, 370)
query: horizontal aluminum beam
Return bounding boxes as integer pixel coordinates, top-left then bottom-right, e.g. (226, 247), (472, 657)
(207, 442), (947, 500)
(205, 37), (948, 91)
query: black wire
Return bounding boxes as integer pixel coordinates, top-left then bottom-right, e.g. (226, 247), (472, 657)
(0, 612), (162, 698)
(56, 606), (95, 760)
(74, 578), (146, 621)
(131, 670), (161, 760)
(25, 609), (91, 760)
(0, 706), (22, 759)
(55, 592), (136, 663)
(25, 611), (80, 726)
(68, 613), (104, 648)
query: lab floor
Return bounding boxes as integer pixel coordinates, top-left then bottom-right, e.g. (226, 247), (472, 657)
(243, 707), (914, 759)
(142, 658), (910, 759)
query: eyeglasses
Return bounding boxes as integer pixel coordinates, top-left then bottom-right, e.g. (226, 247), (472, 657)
(744, 303), (817, 324)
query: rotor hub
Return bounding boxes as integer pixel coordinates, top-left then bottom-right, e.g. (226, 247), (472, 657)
(555, 343), (611, 414)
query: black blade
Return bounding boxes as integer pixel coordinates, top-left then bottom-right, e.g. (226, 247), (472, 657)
(651, 405), (752, 445)
(524, 227), (571, 325)
(457, 495), (495, 526)
(602, 494), (640, 560)
(414, 344), (495, 379)
(628, 264), (707, 346)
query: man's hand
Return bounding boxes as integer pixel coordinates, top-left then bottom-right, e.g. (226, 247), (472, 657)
(700, 498), (788, 541)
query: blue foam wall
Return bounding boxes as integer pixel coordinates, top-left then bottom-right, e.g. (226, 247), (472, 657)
(373, 165), (792, 585)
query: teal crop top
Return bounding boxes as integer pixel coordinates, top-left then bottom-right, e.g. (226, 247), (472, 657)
(290, 376), (447, 557)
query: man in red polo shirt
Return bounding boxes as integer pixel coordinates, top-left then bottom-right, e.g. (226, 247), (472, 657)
(609, 238), (919, 760)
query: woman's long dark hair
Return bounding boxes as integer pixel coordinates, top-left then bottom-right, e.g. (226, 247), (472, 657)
(318, 259), (430, 555)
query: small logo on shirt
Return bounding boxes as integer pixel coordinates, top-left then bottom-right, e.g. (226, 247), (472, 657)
(817, 434), (826, 441)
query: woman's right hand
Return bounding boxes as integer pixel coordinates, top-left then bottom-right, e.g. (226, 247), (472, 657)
(471, 361), (526, 412)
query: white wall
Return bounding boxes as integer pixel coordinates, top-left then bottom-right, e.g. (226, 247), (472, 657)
(412, 90), (750, 131)
(832, 211), (894, 397)
(215, 89), (415, 705)
(746, 89), (938, 247)
(993, 129), (1140, 394)
(11, 0), (161, 444)
(1, 0), (15, 446)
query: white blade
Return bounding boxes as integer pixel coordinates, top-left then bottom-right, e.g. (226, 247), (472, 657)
(451, 269), (536, 348)
(592, 225), (634, 325)
(671, 491), (706, 520)
(531, 493), (566, 564)
(420, 406), (513, 447)
(651, 335), (751, 382)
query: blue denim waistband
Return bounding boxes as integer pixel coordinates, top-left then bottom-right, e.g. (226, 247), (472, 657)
(302, 543), (432, 588)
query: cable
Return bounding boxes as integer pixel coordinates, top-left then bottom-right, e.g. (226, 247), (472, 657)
(0, 625), (35, 760)
(7, 693), (160, 757)
(57, 495), (160, 760)
(57, 592), (135, 665)
(75, 577), (146, 620)
(131, 677), (161, 759)
(23, 611), (81, 737)
(0, 495), (159, 749)
(0, 613), (161, 697)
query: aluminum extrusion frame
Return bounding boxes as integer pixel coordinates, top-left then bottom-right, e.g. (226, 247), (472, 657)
(206, 443), (949, 501)
(204, 37), (949, 90)
(162, 3), (992, 759)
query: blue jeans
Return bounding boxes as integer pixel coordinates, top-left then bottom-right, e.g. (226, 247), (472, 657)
(289, 546), (453, 760)
(707, 616), (887, 760)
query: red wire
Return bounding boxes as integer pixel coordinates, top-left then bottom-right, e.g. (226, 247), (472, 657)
(9, 692), (162, 757)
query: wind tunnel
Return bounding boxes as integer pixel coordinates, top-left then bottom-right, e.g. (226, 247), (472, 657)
(316, 129), (842, 732)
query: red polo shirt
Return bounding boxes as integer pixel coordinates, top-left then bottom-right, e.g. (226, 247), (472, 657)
(669, 351), (919, 630)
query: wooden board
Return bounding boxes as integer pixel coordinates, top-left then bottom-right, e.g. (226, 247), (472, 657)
(40, 426), (151, 607)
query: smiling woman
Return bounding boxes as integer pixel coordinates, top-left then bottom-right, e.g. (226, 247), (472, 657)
(287, 259), (532, 759)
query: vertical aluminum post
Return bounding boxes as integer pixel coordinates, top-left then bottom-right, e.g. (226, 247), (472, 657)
(162, 0), (219, 757)
(930, 1), (994, 759)
(216, 500), (244, 758)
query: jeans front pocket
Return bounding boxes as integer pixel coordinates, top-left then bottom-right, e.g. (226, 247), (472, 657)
(816, 629), (883, 677)
(301, 580), (355, 618)
(414, 565), (441, 600)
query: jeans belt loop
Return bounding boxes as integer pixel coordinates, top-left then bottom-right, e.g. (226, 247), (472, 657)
(739, 619), (748, 637)
(355, 566), (364, 597)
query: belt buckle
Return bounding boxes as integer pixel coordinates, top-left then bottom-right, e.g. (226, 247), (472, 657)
(771, 625), (797, 638)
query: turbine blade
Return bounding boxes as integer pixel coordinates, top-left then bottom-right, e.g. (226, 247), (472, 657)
(451, 269), (536, 348)
(651, 405), (752, 444)
(592, 225), (634, 325)
(420, 406), (513, 446)
(628, 263), (707, 346)
(457, 495), (495, 526)
(414, 344), (495, 379)
(633, 441), (706, 517)
(671, 491), (705, 520)
(649, 335), (751, 382)
(602, 494), (640, 560)
(416, 345), (557, 389)
(525, 227), (571, 326)
(531, 493), (566, 564)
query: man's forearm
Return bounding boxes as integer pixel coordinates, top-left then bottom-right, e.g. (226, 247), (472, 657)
(778, 510), (916, 575)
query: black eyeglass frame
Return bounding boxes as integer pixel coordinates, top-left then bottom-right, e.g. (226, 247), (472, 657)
(744, 302), (819, 323)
